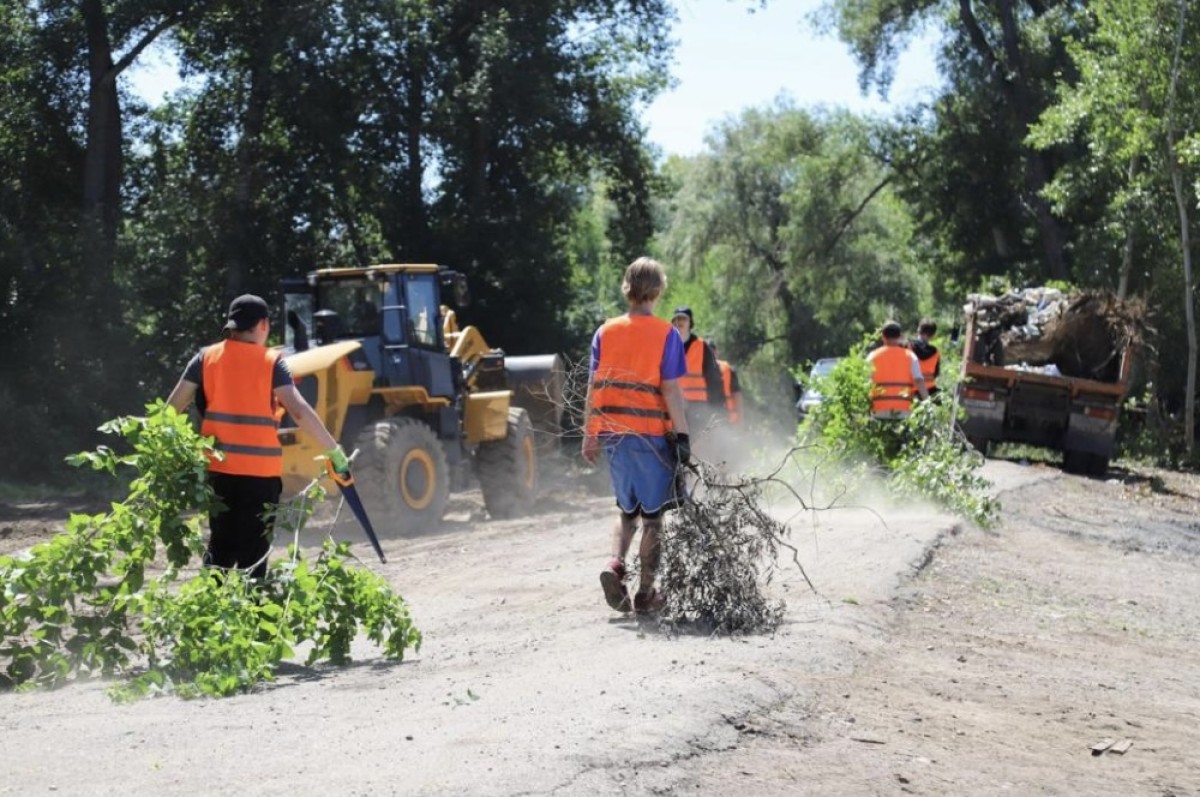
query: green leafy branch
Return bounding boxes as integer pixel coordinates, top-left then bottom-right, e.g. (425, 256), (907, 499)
(799, 342), (999, 526)
(1, 401), (420, 699)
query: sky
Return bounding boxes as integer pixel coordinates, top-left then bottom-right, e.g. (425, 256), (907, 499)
(644, 0), (943, 155)
(128, 1), (943, 158)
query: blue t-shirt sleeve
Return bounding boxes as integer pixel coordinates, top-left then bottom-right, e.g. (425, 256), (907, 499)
(661, 329), (687, 381)
(273, 356), (293, 389)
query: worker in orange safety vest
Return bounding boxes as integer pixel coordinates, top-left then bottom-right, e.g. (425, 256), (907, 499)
(866, 320), (928, 420)
(583, 259), (691, 615)
(908, 318), (941, 397)
(670, 307), (726, 435)
(709, 340), (743, 425)
(166, 294), (349, 578)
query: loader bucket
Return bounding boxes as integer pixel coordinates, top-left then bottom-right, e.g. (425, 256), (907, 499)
(505, 354), (566, 448)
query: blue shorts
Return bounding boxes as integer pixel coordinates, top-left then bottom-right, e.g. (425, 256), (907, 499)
(603, 434), (675, 517)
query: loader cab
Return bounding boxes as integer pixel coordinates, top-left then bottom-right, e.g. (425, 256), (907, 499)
(281, 265), (465, 398)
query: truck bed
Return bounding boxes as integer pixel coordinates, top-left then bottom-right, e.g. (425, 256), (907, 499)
(962, 361), (1127, 399)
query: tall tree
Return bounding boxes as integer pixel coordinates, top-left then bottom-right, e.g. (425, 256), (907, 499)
(130, 0), (672, 358)
(823, 0), (1083, 284)
(658, 103), (929, 384)
(1032, 0), (1200, 453)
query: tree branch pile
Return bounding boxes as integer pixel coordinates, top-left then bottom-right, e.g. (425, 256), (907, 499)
(654, 460), (816, 636)
(967, 288), (1147, 381)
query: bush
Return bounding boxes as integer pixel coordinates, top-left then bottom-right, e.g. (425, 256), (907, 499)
(0, 402), (420, 699)
(799, 342), (999, 527)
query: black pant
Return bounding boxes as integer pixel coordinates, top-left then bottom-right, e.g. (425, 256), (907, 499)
(205, 472), (283, 580)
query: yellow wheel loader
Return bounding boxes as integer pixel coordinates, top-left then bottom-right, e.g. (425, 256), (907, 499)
(276, 264), (564, 534)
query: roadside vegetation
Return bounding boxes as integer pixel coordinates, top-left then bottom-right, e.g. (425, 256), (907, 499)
(798, 344), (999, 528)
(4, 0), (1199, 483)
(0, 405), (420, 700)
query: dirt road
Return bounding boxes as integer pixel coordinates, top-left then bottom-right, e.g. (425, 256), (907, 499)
(2, 459), (1199, 796)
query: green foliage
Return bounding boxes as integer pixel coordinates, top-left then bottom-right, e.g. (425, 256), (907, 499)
(3, 2), (675, 483)
(0, 403), (420, 699)
(889, 400), (1000, 527)
(800, 344), (999, 526)
(826, 0), (1096, 289)
(1115, 384), (1193, 468)
(657, 103), (930, 392)
(1031, 0), (1200, 447)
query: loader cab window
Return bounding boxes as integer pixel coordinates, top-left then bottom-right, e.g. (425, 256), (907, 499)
(405, 274), (440, 349)
(318, 278), (383, 338)
(282, 291), (313, 352)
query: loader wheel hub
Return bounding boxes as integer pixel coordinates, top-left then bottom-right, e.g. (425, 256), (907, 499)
(399, 448), (437, 510)
(522, 436), (536, 489)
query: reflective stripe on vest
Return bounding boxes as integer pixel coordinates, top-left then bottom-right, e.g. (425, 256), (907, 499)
(867, 345), (916, 419)
(587, 315), (673, 437)
(719, 360), (740, 424)
(679, 337), (707, 403)
(200, 340), (283, 477)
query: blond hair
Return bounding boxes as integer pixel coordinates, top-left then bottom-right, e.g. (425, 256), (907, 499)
(622, 257), (667, 304)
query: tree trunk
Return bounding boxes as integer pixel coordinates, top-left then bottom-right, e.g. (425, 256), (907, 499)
(1116, 157), (1138, 299)
(959, 0), (1069, 282)
(226, 50), (272, 298)
(81, 0), (122, 284)
(1167, 0), (1195, 455)
(404, 63), (428, 254)
(994, 0), (1069, 282)
(1168, 160), (1195, 454)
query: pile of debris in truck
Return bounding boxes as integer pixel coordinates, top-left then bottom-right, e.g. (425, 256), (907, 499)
(964, 287), (1146, 381)
(957, 287), (1148, 475)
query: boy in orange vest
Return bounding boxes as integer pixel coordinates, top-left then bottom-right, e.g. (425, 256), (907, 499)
(908, 318), (940, 397)
(583, 259), (691, 614)
(166, 294), (348, 578)
(670, 307), (725, 433)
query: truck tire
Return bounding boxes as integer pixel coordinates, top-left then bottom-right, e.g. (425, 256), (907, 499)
(477, 408), (538, 519)
(966, 436), (991, 457)
(1064, 451), (1110, 477)
(354, 417), (449, 535)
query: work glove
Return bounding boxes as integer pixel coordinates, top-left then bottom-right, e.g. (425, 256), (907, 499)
(672, 432), (692, 467)
(325, 445), (351, 478)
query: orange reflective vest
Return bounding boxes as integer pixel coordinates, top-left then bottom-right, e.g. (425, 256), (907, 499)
(867, 344), (916, 419)
(200, 340), (284, 477)
(718, 360), (740, 424)
(679, 337), (708, 403)
(910, 343), (940, 391)
(587, 315), (673, 437)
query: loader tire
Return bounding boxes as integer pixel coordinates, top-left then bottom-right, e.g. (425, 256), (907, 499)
(478, 408), (538, 519)
(354, 417), (449, 535)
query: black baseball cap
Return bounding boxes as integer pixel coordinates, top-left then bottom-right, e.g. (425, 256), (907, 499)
(224, 294), (270, 332)
(672, 306), (693, 322)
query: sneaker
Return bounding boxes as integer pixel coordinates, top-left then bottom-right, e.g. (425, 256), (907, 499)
(600, 560), (631, 612)
(634, 587), (665, 615)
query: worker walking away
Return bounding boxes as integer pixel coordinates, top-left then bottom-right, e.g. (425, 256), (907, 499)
(583, 258), (691, 615)
(908, 318), (940, 398)
(670, 307), (725, 441)
(866, 320), (928, 420)
(166, 294), (351, 579)
(709, 340), (744, 425)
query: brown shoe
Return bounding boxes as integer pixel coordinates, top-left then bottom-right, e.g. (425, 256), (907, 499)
(600, 561), (631, 612)
(634, 587), (664, 615)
